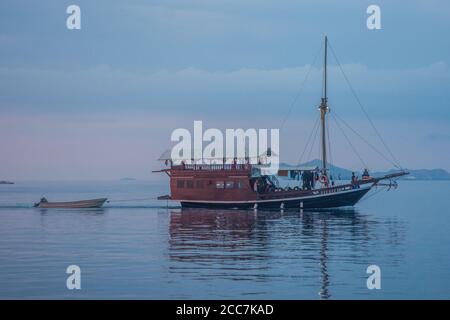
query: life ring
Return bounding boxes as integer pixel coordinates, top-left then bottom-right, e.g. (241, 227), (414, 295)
(319, 175), (328, 184)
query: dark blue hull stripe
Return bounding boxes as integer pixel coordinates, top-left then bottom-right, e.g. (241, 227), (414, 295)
(180, 187), (371, 210)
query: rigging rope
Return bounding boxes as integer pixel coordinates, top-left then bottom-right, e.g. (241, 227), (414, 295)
(328, 40), (402, 169)
(359, 184), (388, 203)
(280, 42), (323, 131)
(106, 197), (159, 203)
(333, 111), (399, 168)
(331, 112), (368, 169)
(297, 115), (320, 165)
(306, 117), (321, 164)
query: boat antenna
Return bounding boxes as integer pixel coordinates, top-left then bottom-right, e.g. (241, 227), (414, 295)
(319, 35), (329, 176)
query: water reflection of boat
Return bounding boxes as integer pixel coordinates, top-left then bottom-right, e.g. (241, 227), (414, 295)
(167, 208), (405, 299)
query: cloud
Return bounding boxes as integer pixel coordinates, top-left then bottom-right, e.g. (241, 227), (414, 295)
(0, 62), (449, 120)
(1, 111), (449, 180)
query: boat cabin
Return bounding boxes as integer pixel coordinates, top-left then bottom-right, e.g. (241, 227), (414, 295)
(155, 160), (321, 203)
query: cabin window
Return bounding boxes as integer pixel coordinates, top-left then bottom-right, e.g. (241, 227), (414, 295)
(196, 180), (204, 188)
(236, 181), (243, 189)
(225, 181), (234, 189)
(187, 180), (194, 188)
(215, 181), (224, 189)
(177, 180), (184, 188)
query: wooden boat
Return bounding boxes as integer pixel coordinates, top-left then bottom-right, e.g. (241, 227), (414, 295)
(33, 197), (107, 208)
(155, 164), (407, 210)
(154, 36), (408, 210)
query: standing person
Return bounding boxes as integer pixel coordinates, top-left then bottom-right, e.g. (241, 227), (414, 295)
(312, 171), (317, 189)
(253, 179), (258, 192)
(351, 172), (360, 189)
(301, 171), (308, 190)
(362, 168), (371, 180)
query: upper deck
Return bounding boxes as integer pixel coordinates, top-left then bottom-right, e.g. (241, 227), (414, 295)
(167, 163), (253, 178)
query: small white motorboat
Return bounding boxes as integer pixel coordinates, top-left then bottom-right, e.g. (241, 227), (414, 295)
(33, 197), (107, 208)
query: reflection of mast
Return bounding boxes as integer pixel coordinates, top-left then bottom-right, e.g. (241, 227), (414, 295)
(318, 218), (330, 299)
(167, 208), (404, 299)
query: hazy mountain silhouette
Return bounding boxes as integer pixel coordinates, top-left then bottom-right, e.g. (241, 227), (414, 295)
(282, 159), (450, 180)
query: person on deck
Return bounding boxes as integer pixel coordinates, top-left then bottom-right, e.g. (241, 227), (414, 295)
(311, 171), (316, 189)
(301, 171), (308, 190)
(362, 168), (371, 180)
(253, 179), (258, 192)
(351, 172), (359, 189)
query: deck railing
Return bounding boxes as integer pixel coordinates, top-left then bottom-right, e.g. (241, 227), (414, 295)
(172, 163), (252, 171)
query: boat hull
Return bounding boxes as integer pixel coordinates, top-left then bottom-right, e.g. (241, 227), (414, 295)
(36, 198), (108, 209)
(180, 185), (371, 210)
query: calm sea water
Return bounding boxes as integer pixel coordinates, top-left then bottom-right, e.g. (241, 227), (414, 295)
(0, 180), (449, 299)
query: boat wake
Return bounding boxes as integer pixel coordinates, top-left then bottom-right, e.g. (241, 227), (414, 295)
(0, 204), (181, 210)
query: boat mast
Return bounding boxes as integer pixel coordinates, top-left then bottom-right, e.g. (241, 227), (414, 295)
(319, 35), (329, 177)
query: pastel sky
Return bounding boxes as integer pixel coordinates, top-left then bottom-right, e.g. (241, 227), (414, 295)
(1, 0), (449, 180)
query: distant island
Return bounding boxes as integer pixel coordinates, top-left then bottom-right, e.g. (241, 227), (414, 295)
(120, 177), (137, 181)
(0, 180), (14, 184)
(374, 168), (450, 181)
(288, 159), (450, 181)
